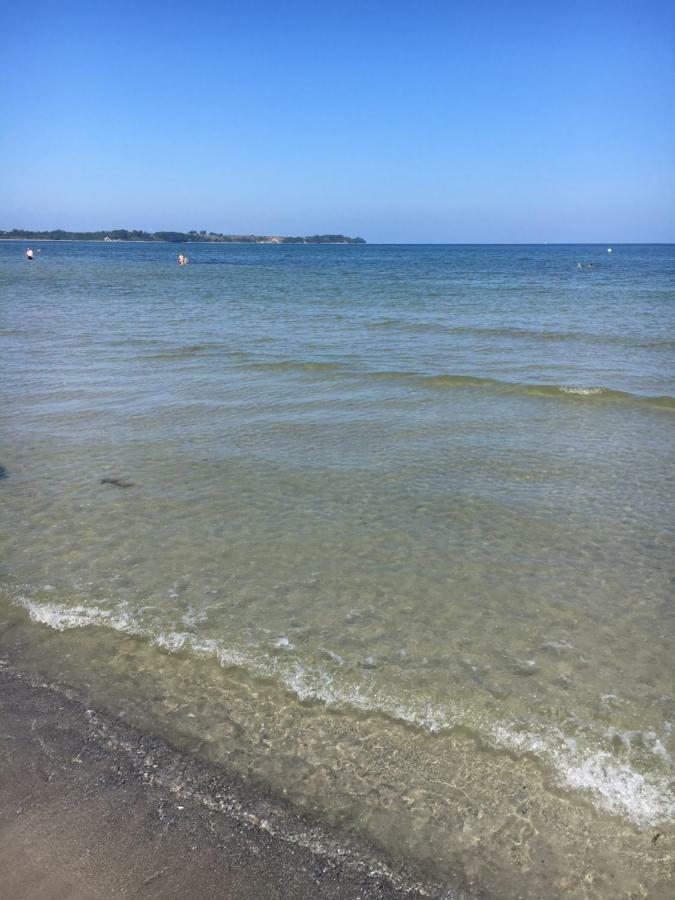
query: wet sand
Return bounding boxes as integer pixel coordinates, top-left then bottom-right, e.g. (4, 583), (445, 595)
(0, 665), (466, 900)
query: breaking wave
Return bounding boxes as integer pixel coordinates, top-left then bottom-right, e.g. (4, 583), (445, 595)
(14, 595), (675, 829)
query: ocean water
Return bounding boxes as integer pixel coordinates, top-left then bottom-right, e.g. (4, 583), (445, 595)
(1, 241), (674, 896)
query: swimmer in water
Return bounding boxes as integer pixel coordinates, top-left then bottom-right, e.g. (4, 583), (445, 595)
(178, 253), (188, 266)
(26, 248), (34, 261)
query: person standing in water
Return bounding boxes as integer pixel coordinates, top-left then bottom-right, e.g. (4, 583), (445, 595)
(26, 248), (34, 260)
(178, 253), (188, 266)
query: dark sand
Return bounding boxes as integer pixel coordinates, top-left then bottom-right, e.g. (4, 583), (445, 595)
(0, 665), (467, 900)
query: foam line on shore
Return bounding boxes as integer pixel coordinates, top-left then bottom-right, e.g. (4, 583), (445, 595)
(14, 595), (675, 829)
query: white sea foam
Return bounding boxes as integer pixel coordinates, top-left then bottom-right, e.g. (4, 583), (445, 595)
(14, 595), (674, 828)
(274, 636), (294, 650)
(153, 631), (191, 652)
(559, 386), (605, 396)
(563, 752), (672, 824)
(17, 596), (140, 634)
(492, 724), (674, 826)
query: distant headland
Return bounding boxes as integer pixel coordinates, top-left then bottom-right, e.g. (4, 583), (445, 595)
(0, 228), (366, 244)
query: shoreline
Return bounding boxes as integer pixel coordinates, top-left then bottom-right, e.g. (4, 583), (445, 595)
(0, 663), (465, 900)
(0, 240), (360, 245)
(0, 238), (364, 245)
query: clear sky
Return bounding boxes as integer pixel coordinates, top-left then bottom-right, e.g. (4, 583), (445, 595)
(2, 0), (674, 242)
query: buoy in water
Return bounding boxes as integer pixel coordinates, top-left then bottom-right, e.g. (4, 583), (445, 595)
(607, 248), (612, 253)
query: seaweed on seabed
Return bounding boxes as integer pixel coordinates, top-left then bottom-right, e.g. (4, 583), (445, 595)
(100, 477), (135, 488)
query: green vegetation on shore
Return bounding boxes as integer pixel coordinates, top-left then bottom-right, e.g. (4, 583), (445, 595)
(0, 228), (366, 244)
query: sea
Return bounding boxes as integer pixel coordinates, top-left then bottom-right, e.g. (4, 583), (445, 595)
(1, 241), (673, 897)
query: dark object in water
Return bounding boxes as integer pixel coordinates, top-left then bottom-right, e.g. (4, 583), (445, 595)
(0, 465), (7, 480)
(100, 477), (135, 489)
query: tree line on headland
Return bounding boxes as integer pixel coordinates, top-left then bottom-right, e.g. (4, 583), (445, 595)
(0, 228), (366, 244)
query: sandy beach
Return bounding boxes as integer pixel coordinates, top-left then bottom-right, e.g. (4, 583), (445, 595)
(0, 664), (463, 900)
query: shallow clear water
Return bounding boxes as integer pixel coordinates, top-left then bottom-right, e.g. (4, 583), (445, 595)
(1, 242), (674, 896)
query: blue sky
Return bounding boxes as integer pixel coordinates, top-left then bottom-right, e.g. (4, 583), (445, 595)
(2, 1), (674, 241)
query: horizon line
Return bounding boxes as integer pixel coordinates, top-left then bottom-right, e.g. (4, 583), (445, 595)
(2, 238), (674, 246)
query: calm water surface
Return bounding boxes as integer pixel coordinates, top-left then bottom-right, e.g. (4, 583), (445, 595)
(1, 242), (674, 897)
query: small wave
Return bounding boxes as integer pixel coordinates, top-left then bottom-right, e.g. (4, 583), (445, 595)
(533, 384), (673, 407)
(232, 358), (675, 409)
(13, 595), (675, 828)
(365, 322), (675, 348)
(248, 360), (351, 374)
(415, 374), (674, 408)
